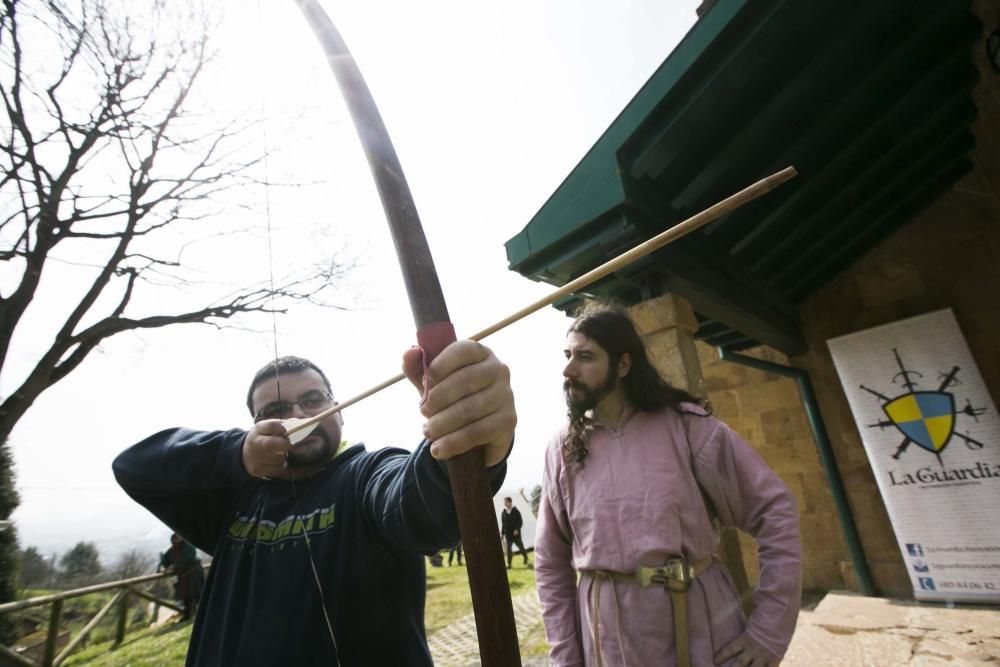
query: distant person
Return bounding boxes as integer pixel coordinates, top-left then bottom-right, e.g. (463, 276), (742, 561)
(114, 344), (516, 666)
(501, 496), (528, 568)
(535, 301), (801, 667)
(159, 533), (204, 621)
(448, 541), (463, 566)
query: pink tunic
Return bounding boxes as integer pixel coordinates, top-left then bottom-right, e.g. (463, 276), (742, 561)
(535, 404), (801, 666)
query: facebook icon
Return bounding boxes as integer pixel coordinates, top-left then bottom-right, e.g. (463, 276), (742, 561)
(918, 577), (936, 591)
(906, 543), (924, 557)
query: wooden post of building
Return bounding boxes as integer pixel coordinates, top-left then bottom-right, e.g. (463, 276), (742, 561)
(42, 599), (63, 667)
(630, 294), (753, 613)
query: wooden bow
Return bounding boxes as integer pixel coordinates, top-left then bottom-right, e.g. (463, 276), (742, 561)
(292, 2), (521, 664)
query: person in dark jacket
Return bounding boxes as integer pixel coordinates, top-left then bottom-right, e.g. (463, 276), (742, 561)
(159, 533), (205, 620)
(501, 496), (528, 568)
(114, 342), (516, 666)
(448, 541), (463, 566)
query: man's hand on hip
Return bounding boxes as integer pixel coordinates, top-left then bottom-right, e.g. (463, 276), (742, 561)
(714, 633), (778, 667)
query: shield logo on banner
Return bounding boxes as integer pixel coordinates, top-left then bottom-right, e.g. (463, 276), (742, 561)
(883, 391), (955, 453)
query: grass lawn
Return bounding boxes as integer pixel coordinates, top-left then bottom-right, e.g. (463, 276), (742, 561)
(426, 551), (549, 659)
(58, 554), (549, 665)
(63, 620), (192, 667)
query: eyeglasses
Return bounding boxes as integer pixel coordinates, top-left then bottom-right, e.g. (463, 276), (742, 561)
(254, 390), (334, 422)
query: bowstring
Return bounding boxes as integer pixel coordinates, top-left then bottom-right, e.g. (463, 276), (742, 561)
(256, 0), (339, 659)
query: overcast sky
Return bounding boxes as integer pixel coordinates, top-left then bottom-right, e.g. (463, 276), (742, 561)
(5, 0), (700, 559)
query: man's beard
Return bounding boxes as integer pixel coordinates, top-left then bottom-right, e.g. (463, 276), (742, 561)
(286, 424), (336, 468)
(563, 365), (619, 415)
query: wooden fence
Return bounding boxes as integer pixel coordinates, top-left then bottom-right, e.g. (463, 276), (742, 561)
(0, 570), (189, 667)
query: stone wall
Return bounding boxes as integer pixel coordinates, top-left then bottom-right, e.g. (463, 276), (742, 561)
(625, 1), (1000, 599)
(696, 343), (850, 593)
(656, 2), (1000, 597)
(788, 0), (1000, 597)
(789, 173), (1000, 595)
(630, 294), (851, 592)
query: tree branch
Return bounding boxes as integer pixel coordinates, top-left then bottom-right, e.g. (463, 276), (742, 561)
(0, 0), (357, 446)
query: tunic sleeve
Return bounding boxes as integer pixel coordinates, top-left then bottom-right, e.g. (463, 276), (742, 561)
(534, 436), (584, 667)
(687, 414), (802, 659)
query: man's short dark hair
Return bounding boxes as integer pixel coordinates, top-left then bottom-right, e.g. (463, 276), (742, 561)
(504, 497), (512, 503)
(246, 356), (333, 415)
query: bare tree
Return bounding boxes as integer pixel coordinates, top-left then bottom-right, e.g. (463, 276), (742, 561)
(112, 547), (153, 580)
(0, 0), (349, 445)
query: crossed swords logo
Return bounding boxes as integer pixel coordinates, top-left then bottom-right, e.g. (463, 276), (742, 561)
(860, 349), (987, 465)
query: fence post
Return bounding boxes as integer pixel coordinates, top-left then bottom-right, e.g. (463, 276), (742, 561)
(114, 589), (129, 647)
(42, 599), (63, 667)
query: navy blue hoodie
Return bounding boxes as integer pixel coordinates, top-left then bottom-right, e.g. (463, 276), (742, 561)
(113, 428), (506, 666)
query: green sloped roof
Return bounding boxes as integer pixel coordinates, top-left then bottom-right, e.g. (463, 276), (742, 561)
(503, 0), (750, 272)
(505, 0), (979, 353)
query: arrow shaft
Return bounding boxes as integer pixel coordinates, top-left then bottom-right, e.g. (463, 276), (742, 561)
(287, 166), (798, 436)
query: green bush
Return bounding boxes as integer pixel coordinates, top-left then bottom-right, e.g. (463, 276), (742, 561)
(0, 439), (20, 644)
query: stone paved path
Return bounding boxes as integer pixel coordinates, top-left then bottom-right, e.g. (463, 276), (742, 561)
(783, 591), (1000, 666)
(428, 592), (547, 666)
(429, 590), (1000, 666)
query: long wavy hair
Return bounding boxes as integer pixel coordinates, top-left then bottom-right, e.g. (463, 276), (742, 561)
(563, 300), (709, 468)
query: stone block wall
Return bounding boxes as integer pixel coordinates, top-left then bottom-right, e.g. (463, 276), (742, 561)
(695, 343), (850, 593)
(631, 294), (704, 394)
(788, 162), (1000, 596)
(623, 0), (1000, 600)
(788, 1), (1000, 597)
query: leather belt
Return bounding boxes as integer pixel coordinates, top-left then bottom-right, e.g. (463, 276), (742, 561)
(580, 555), (714, 667)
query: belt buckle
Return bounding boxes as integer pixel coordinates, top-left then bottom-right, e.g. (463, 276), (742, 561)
(637, 557), (692, 592)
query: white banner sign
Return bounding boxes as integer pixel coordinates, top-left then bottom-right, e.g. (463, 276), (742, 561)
(828, 309), (1000, 603)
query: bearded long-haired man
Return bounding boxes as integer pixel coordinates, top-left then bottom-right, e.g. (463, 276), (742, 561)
(534, 301), (801, 667)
